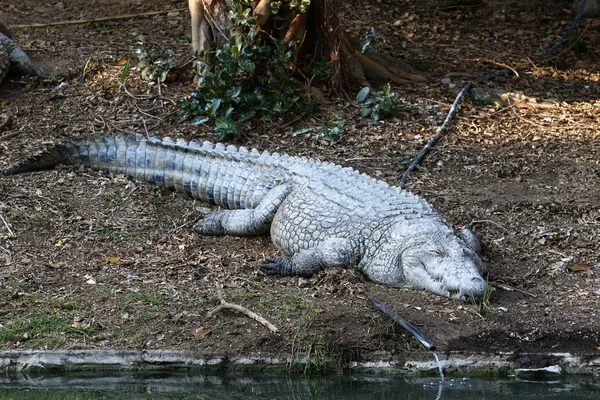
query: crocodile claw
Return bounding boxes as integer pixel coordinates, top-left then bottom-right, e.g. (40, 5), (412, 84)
(194, 212), (226, 235)
(260, 257), (293, 276)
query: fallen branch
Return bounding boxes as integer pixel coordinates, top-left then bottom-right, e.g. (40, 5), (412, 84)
(538, 0), (588, 61)
(0, 213), (15, 238)
(399, 1), (588, 186)
(399, 69), (516, 187)
(208, 284), (279, 333)
(491, 282), (537, 298)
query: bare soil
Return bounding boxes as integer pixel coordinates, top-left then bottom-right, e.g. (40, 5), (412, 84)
(0, 0), (599, 368)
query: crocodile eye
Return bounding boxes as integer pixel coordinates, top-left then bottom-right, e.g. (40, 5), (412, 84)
(431, 248), (445, 258)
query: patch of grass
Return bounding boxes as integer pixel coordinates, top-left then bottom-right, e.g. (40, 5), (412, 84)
(25, 212), (51, 227)
(110, 327), (122, 337)
(58, 198), (74, 211)
(473, 276), (492, 317)
(217, 334), (229, 342)
(0, 308), (96, 349)
(288, 329), (329, 375)
(97, 225), (122, 241)
(101, 192), (120, 201)
(114, 296), (133, 312)
(137, 311), (161, 322)
(132, 290), (155, 304)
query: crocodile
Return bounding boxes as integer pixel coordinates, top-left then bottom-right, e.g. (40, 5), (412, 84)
(4, 135), (487, 300)
(0, 21), (48, 84)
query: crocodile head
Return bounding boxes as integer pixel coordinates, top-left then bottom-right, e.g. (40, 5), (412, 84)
(370, 219), (486, 301)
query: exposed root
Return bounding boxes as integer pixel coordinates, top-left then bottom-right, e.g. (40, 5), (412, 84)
(192, 0), (428, 88)
(284, 12), (307, 44)
(339, 36), (370, 88)
(253, 0), (272, 28)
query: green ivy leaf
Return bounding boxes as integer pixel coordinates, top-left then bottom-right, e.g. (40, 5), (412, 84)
(191, 116), (210, 125)
(356, 87), (371, 103)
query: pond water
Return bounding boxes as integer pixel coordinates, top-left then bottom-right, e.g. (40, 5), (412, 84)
(0, 370), (598, 400)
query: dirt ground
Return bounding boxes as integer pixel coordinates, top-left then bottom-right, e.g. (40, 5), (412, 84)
(0, 0), (599, 369)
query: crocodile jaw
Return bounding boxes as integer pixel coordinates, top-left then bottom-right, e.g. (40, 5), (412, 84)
(406, 261), (487, 301)
(401, 243), (486, 301)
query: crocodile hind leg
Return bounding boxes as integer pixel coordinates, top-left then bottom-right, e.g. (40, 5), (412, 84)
(261, 238), (357, 277)
(194, 185), (291, 236)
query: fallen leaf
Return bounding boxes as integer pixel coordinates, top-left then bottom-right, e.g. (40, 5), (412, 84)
(312, 308), (324, 313)
(106, 257), (121, 264)
(55, 239), (64, 247)
(194, 328), (211, 338)
(567, 264), (591, 272)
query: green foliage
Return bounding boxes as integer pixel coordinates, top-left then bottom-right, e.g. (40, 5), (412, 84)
(288, 330), (329, 375)
(135, 35), (177, 82)
(178, 3), (314, 140)
(319, 119), (344, 142)
(271, 0), (311, 14)
(101, 191), (119, 201)
(361, 27), (385, 54)
(0, 306), (96, 348)
(97, 225), (122, 241)
(356, 83), (399, 121)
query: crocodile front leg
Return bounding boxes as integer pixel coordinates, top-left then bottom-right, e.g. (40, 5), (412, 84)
(261, 238), (358, 277)
(194, 185), (291, 236)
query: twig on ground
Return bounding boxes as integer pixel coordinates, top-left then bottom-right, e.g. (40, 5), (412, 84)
(0, 213), (15, 238)
(208, 284), (279, 333)
(467, 219), (509, 234)
(491, 282), (537, 298)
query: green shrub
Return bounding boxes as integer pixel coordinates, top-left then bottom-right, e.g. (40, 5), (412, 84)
(178, 2), (314, 140)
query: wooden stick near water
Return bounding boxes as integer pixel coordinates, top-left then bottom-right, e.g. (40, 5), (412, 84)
(370, 296), (436, 351)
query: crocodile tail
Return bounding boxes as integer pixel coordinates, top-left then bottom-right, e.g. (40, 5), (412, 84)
(4, 135), (142, 176)
(5, 135), (274, 208)
(3, 142), (77, 174)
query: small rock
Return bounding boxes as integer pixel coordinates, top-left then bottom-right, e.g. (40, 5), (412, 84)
(297, 277), (309, 288)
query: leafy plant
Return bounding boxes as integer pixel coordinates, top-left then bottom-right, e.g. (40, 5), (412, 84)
(178, 2), (314, 140)
(135, 35), (178, 82)
(361, 27), (385, 54)
(356, 83), (399, 121)
(319, 119), (344, 142)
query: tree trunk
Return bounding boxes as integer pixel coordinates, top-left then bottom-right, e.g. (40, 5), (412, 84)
(188, 0), (428, 88)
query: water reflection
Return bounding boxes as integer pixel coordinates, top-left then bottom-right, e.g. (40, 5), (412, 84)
(0, 370), (598, 399)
